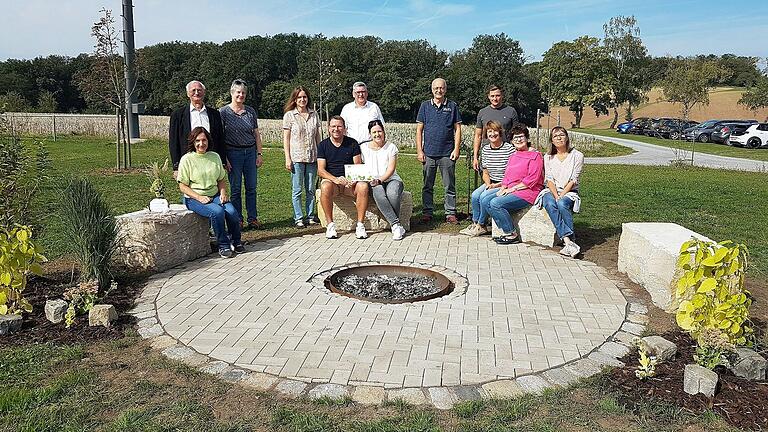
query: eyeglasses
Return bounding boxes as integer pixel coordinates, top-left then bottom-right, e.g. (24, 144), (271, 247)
(511, 135), (527, 141)
(232, 79), (247, 86)
(552, 134), (567, 138)
(189, 88), (204, 93)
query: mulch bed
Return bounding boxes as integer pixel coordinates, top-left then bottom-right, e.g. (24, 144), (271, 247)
(610, 331), (768, 431)
(0, 270), (143, 346)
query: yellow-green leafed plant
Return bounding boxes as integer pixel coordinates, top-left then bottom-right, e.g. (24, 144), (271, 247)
(146, 159), (169, 199)
(675, 238), (751, 347)
(0, 225), (46, 315)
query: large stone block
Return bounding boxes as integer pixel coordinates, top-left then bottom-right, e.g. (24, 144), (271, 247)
(618, 223), (712, 311)
(729, 348), (767, 381)
(683, 364), (718, 397)
(88, 304), (117, 327)
(45, 299), (68, 324)
(114, 204), (211, 272)
(490, 206), (557, 247)
(317, 189), (412, 232)
(640, 336), (678, 362)
(0, 314), (22, 335)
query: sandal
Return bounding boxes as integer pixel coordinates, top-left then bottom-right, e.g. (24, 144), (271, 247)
(494, 233), (521, 244)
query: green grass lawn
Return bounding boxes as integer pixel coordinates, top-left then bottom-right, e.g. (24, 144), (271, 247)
(25, 135), (767, 280)
(0, 340), (737, 432)
(581, 128), (768, 162)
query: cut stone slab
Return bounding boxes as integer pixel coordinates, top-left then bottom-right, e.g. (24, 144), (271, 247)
(621, 322), (645, 336)
(149, 335), (178, 350)
(599, 341), (631, 359)
(515, 375), (550, 394)
(240, 373), (280, 391)
(490, 206), (557, 247)
(351, 386), (386, 405)
(588, 351), (625, 368)
(729, 348), (767, 381)
(199, 361), (231, 375)
(564, 358), (602, 378)
(276, 379), (308, 397)
(45, 299), (68, 324)
(317, 190), (413, 231)
(481, 380), (524, 398)
(138, 324), (164, 339)
(162, 346), (208, 367)
(220, 369), (248, 382)
(388, 388), (427, 405)
(542, 367), (579, 387)
(640, 336), (678, 362)
(0, 314), (22, 335)
(114, 204), (210, 272)
(618, 222), (712, 311)
(309, 383), (349, 400)
(427, 387), (457, 410)
(684, 364), (719, 397)
(453, 386), (483, 402)
(88, 304), (117, 327)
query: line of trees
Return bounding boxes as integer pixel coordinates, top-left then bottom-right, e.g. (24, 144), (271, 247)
(1, 16), (766, 125)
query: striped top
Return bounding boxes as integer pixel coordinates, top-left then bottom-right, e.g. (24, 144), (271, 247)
(219, 104), (259, 148)
(480, 142), (515, 182)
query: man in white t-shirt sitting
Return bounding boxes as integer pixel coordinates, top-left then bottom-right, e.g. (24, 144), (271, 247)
(340, 81), (385, 144)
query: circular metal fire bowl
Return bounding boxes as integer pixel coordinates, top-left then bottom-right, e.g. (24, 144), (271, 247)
(324, 264), (454, 304)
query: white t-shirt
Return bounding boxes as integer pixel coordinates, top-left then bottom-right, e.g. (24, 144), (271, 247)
(340, 101), (385, 144)
(360, 142), (401, 182)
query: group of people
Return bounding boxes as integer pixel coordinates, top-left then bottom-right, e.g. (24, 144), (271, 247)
(168, 78), (584, 259)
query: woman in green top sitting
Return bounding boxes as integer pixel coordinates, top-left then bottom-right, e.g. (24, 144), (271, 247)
(178, 126), (243, 258)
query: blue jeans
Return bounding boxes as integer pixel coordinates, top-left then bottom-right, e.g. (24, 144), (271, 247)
(542, 193), (576, 239)
(422, 156), (456, 216)
(184, 195), (241, 250)
(227, 147), (258, 223)
(487, 193), (530, 234)
(470, 184), (500, 224)
(291, 162), (318, 222)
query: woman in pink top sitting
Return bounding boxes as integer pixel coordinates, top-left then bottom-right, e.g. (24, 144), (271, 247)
(484, 124), (544, 244)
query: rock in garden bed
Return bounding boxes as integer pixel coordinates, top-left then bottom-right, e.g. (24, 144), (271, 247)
(609, 331), (768, 431)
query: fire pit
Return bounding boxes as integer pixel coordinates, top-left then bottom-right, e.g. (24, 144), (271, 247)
(325, 264), (454, 304)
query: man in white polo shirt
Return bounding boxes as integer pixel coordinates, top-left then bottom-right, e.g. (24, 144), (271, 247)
(340, 81), (385, 144)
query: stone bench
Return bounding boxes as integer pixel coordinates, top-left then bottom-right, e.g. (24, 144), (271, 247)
(490, 206), (558, 247)
(114, 204), (211, 272)
(618, 222), (712, 311)
(316, 189), (413, 232)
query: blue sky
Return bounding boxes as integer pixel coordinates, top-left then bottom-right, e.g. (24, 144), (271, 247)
(1, 0), (767, 61)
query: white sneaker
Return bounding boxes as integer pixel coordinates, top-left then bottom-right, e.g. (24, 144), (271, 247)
(559, 243), (573, 256)
(325, 222), (338, 239)
(355, 222), (368, 239)
(568, 242), (581, 258)
(392, 223), (405, 240)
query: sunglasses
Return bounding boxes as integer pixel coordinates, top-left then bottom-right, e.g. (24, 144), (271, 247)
(232, 79), (247, 86)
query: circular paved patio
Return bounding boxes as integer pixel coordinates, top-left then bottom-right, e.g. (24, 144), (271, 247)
(150, 231), (629, 389)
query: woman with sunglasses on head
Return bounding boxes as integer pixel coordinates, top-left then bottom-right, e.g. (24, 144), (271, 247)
(538, 126), (584, 257)
(360, 119), (406, 240)
(177, 127), (243, 258)
(485, 124), (544, 244)
(282, 86), (322, 228)
(220, 79), (264, 230)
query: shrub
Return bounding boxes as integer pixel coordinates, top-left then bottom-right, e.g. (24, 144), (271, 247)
(0, 225), (46, 315)
(60, 177), (119, 290)
(674, 238), (751, 367)
(146, 159), (169, 199)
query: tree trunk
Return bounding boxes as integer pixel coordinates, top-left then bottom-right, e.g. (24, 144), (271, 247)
(574, 106), (583, 129)
(609, 106), (619, 129)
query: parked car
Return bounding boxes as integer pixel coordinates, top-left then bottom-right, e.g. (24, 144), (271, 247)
(710, 120), (758, 144)
(616, 121), (633, 134)
(646, 118), (699, 140)
(684, 119), (753, 143)
(729, 123), (768, 148)
(628, 117), (655, 135)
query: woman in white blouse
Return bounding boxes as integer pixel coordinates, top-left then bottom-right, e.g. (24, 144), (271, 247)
(541, 126), (584, 257)
(361, 120), (406, 240)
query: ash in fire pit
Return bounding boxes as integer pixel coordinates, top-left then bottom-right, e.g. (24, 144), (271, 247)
(325, 265), (453, 304)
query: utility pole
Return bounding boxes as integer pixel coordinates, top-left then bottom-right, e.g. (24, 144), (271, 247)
(122, 0), (139, 140)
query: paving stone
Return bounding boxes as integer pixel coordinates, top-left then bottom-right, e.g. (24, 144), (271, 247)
(588, 351), (625, 368)
(137, 317), (158, 328)
(563, 359), (602, 378)
(542, 367), (579, 387)
(0, 314), (22, 335)
(138, 324), (164, 339)
(453, 386), (483, 402)
(640, 336), (678, 362)
(240, 373), (280, 391)
(351, 386), (386, 404)
(44, 299), (68, 324)
(387, 388), (427, 405)
(275, 379), (308, 397)
(481, 380), (524, 398)
(684, 364), (718, 397)
(427, 387), (457, 410)
(150, 335), (179, 350)
(629, 303), (648, 314)
(612, 331), (636, 346)
(626, 313), (649, 324)
(162, 346), (208, 367)
(309, 384), (349, 400)
(515, 375), (550, 394)
(88, 304), (117, 327)
(620, 322), (645, 336)
(729, 348), (767, 381)
(220, 369), (248, 382)
(200, 361), (231, 375)
(599, 341), (631, 359)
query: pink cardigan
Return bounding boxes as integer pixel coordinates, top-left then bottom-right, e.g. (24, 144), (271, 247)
(501, 150), (544, 204)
